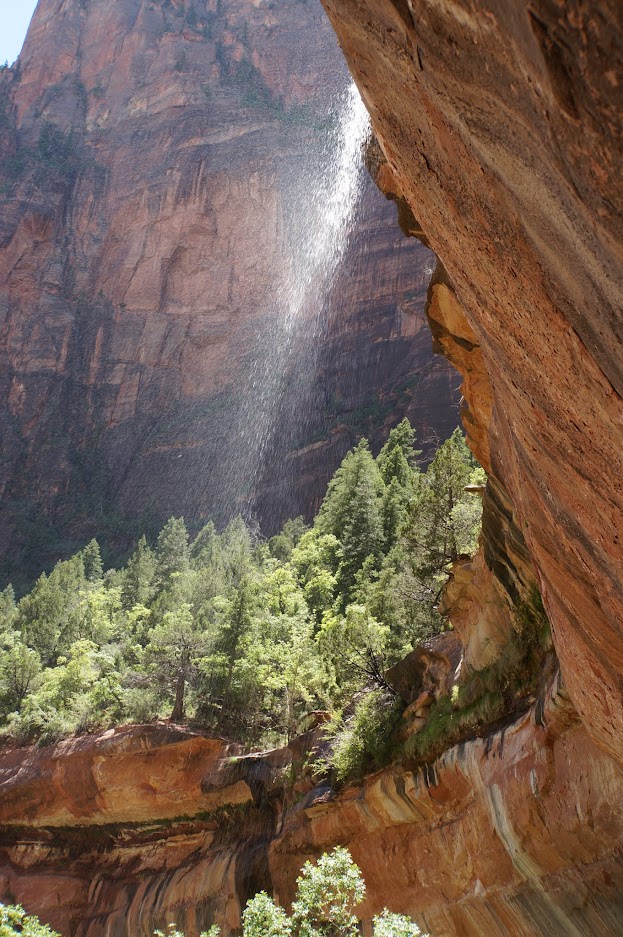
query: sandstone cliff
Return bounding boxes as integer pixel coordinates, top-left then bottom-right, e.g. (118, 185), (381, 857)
(1, 682), (622, 937)
(0, 0), (459, 591)
(319, 0), (623, 766)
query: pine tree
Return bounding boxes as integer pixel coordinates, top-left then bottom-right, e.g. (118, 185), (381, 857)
(123, 535), (157, 609)
(0, 585), (16, 632)
(377, 420), (420, 550)
(16, 555), (86, 664)
(156, 518), (191, 591)
(316, 439), (385, 605)
(190, 521), (219, 569)
(82, 539), (103, 583)
(147, 604), (207, 722)
(406, 428), (476, 574)
(376, 418), (420, 487)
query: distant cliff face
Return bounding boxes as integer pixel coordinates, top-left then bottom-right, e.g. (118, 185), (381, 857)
(0, 0), (459, 589)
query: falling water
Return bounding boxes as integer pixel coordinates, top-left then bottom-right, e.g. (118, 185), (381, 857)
(216, 82), (371, 521)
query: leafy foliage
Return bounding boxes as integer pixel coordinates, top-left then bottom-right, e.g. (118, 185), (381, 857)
(207, 848), (425, 937)
(329, 689), (403, 783)
(0, 904), (60, 937)
(0, 424), (484, 748)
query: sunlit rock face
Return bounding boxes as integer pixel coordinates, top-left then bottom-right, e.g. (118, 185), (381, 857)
(319, 0), (623, 766)
(1, 688), (622, 937)
(0, 0), (459, 589)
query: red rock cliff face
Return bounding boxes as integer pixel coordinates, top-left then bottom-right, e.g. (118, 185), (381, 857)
(1, 694), (622, 937)
(319, 0), (623, 767)
(0, 0), (459, 588)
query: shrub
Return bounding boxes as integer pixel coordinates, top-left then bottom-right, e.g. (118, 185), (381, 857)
(0, 904), (60, 937)
(241, 892), (292, 937)
(330, 689), (403, 783)
(373, 910), (425, 937)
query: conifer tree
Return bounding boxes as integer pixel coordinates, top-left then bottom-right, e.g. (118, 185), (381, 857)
(155, 518), (191, 591)
(82, 539), (103, 583)
(378, 420), (420, 550)
(0, 585), (16, 632)
(123, 535), (157, 609)
(191, 521), (219, 568)
(316, 439), (385, 605)
(147, 603), (206, 722)
(376, 418), (420, 487)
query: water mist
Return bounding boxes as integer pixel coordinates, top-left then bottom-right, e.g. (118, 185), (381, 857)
(214, 82), (371, 524)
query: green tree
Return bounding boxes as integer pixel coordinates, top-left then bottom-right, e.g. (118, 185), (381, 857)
(82, 539), (103, 582)
(242, 892), (292, 937)
(75, 587), (122, 645)
(191, 521), (220, 568)
(405, 428), (479, 574)
(0, 904), (60, 937)
(290, 531), (340, 624)
(268, 517), (308, 563)
(376, 419), (420, 488)
(198, 574), (258, 734)
(368, 429), (484, 648)
(122, 535), (157, 609)
(317, 440), (383, 540)
(156, 518), (191, 592)
(9, 640), (100, 741)
(376, 422), (420, 552)
(0, 637), (41, 716)
(147, 604), (207, 722)
(0, 585), (16, 632)
(373, 910), (424, 937)
(318, 605), (389, 696)
(316, 439), (385, 605)
(16, 555), (86, 664)
(291, 847), (365, 937)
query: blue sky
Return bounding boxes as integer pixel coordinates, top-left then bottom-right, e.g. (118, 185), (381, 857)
(0, 0), (38, 66)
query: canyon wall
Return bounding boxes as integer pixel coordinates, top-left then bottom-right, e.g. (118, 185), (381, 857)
(319, 0), (623, 767)
(0, 0), (459, 591)
(1, 684), (622, 937)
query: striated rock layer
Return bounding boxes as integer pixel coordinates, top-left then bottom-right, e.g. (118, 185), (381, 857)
(0, 682), (622, 937)
(0, 0), (460, 589)
(319, 0), (623, 768)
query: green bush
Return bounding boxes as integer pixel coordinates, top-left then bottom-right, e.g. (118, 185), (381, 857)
(0, 904), (60, 937)
(330, 689), (403, 784)
(0, 855), (427, 936)
(191, 848), (426, 937)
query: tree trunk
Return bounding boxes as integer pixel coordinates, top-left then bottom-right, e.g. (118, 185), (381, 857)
(170, 669), (185, 722)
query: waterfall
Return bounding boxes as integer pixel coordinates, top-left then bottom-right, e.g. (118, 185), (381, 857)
(216, 82), (371, 523)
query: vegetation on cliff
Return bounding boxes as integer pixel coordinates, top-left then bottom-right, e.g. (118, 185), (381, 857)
(0, 422), (483, 747)
(0, 904), (59, 937)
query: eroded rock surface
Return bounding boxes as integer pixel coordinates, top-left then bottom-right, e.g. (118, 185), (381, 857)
(1, 680), (622, 937)
(320, 0), (623, 765)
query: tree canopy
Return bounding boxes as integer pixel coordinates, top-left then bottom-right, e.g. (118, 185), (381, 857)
(0, 422), (484, 748)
